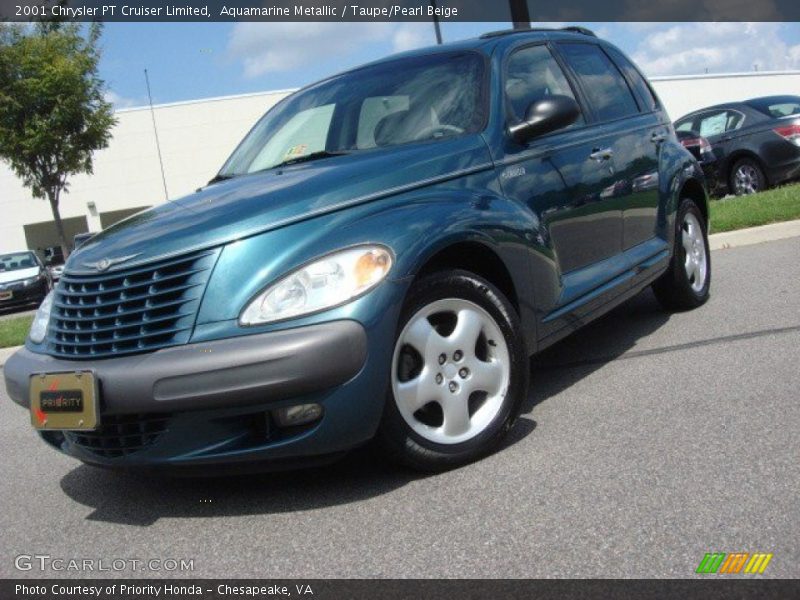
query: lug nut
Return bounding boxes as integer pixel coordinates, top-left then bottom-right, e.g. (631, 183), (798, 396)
(438, 353), (447, 365)
(459, 368), (469, 379)
(448, 382), (458, 393)
(435, 373), (443, 384)
(453, 350), (463, 361)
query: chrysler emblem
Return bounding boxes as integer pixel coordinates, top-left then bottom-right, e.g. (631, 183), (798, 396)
(82, 253), (141, 272)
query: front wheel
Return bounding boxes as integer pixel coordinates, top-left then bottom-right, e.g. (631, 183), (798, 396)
(378, 270), (529, 471)
(652, 199), (711, 310)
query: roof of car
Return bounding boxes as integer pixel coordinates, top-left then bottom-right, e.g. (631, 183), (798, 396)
(356, 27), (599, 66)
(743, 94), (800, 105)
(677, 95), (800, 121)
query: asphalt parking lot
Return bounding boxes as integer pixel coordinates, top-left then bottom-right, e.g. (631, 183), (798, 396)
(1, 237), (798, 579)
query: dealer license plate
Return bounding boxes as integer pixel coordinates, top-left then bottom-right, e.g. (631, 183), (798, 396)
(29, 372), (99, 431)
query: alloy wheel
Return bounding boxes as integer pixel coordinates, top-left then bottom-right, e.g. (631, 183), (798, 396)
(682, 212), (708, 293)
(734, 163), (760, 195)
(391, 298), (510, 445)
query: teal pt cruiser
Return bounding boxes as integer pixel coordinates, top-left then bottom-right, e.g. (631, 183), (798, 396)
(4, 27), (710, 472)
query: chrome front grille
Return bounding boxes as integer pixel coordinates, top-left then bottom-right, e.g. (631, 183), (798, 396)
(47, 249), (219, 359)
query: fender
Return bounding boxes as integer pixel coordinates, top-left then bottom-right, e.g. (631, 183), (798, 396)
(658, 141), (708, 246)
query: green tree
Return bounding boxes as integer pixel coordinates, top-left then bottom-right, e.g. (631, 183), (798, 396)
(0, 22), (116, 258)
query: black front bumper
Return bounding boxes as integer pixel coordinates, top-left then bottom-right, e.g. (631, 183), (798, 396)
(4, 320), (367, 414)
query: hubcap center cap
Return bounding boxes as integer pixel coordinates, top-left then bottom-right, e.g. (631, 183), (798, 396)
(443, 363), (458, 380)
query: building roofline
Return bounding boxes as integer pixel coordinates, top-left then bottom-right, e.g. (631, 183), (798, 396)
(650, 70), (800, 82)
(111, 69), (800, 114)
(114, 87), (299, 114)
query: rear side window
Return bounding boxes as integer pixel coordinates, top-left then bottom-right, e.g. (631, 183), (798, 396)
(558, 43), (639, 122)
(504, 44), (583, 126)
(604, 46), (660, 112)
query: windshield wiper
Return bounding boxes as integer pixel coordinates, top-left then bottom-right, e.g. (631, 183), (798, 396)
(207, 173), (234, 185)
(207, 150), (351, 185)
(272, 150), (350, 169)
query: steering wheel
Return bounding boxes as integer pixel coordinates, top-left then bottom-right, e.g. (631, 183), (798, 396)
(413, 124), (464, 141)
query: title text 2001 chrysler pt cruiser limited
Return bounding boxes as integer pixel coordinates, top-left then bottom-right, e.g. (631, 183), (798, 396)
(4, 28), (711, 472)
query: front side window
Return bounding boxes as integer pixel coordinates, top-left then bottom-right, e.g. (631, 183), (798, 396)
(505, 44), (583, 127)
(558, 42), (639, 122)
(220, 52), (486, 177)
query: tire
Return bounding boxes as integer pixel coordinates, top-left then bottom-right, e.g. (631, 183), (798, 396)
(652, 199), (711, 310)
(729, 157), (766, 196)
(378, 269), (529, 472)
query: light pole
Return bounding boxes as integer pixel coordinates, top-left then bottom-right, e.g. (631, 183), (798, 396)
(510, 0), (531, 29)
(429, 0), (443, 44)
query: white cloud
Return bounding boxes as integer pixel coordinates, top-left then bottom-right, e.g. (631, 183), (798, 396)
(104, 90), (140, 109)
(227, 22), (393, 78)
(630, 23), (800, 76)
(391, 23), (436, 53)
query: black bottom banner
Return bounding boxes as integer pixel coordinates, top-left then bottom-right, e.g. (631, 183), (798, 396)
(3, 579), (800, 600)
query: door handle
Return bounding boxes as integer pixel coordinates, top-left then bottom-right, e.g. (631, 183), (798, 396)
(590, 148), (614, 161)
(650, 131), (667, 144)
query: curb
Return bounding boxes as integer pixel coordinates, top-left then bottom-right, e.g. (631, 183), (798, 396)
(710, 219), (800, 251)
(0, 345), (22, 368)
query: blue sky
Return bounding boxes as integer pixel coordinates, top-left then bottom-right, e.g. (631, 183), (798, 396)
(99, 22), (800, 108)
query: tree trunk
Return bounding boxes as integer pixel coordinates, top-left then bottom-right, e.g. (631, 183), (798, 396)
(47, 188), (70, 260)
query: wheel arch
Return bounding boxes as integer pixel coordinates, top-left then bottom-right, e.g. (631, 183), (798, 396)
(726, 149), (769, 188)
(413, 240), (520, 315)
(680, 177), (709, 230)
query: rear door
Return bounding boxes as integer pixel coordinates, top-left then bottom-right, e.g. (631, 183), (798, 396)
(602, 45), (670, 253)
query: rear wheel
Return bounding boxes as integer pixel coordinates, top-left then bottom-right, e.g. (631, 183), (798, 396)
(378, 270), (528, 471)
(652, 199), (711, 310)
(730, 157), (766, 195)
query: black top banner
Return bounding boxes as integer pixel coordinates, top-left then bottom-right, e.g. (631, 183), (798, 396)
(1, 0), (800, 22)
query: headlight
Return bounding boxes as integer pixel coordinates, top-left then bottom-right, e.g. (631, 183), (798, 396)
(240, 245), (393, 325)
(22, 273), (43, 287)
(29, 291), (54, 344)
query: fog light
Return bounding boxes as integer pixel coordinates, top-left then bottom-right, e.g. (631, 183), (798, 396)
(273, 403), (323, 427)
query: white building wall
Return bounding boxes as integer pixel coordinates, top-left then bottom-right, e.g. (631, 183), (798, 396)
(1, 71), (799, 255)
(650, 71), (800, 121)
(0, 89), (291, 254)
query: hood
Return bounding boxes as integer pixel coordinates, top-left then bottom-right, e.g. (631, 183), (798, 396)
(67, 136), (491, 274)
(0, 267), (40, 284)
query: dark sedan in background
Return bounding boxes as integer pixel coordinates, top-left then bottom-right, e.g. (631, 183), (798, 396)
(675, 95), (800, 195)
(0, 251), (52, 311)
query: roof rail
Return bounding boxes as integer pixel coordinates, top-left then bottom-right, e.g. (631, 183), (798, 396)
(480, 26), (596, 40)
(560, 26), (596, 37)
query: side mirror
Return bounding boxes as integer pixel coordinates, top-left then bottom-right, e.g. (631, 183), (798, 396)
(508, 95), (581, 144)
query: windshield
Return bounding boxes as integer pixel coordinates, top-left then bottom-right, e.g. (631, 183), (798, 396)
(0, 252), (38, 273)
(219, 51), (487, 177)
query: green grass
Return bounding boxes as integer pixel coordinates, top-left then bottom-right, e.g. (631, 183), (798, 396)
(710, 183), (800, 233)
(0, 315), (33, 349)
